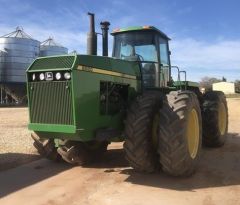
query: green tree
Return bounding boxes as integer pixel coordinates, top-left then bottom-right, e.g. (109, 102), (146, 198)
(222, 76), (227, 82)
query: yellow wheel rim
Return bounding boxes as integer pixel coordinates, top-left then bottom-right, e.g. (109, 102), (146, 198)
(187, 108), (200, 159)
(218, 102), (227, 135)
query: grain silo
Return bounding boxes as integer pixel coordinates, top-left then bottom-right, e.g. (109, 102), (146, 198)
(0, 27), (40, 104)
(40, 37), (68, 57)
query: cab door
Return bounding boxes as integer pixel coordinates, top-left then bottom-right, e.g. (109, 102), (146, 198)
(159, 37), (171, 87)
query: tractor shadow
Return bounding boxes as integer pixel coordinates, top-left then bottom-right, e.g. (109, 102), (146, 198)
(87, 147), (129, 169)
(0, 153), (41, 172)
(0, 157), (71, 198)
(118, 132), (240, 191)
(89, 133), (240, 191)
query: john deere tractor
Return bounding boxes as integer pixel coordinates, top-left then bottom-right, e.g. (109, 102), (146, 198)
(26, 13), (228, 176)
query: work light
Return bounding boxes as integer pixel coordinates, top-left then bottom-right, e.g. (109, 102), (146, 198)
(64, 72), (71, 80)
(39, 73), (45, 81)
(56, 72), (62, 80)
(32, 73), (36, 81)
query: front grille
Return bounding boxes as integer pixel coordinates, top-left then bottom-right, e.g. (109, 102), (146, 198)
(29, 81), (74, 125)
(30, 55), (75, 71)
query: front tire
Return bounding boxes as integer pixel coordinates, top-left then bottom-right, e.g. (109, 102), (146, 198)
(158, 91), (202, 176)
(124, 92), (162, 173)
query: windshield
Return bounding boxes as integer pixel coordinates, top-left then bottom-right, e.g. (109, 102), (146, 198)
(113, 31), (158, 62)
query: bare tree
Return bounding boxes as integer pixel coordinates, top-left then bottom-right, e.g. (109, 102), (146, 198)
(199, 77), (222, 91)
(235, 80), (240, 93)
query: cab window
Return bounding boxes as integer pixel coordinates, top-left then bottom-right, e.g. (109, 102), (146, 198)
(159, 37), (170, 86)
(159, 38), (169, 66)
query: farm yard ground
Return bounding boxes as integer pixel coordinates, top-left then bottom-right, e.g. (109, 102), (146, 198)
(0, 107), (39, 171)
(0, 98), (240, 205)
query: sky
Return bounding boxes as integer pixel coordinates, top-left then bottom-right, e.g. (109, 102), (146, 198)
(0, 0), (240, 82)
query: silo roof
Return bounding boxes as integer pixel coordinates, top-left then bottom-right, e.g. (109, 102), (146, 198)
(0, 27), (34, 39)
(41, 37), (65, 47)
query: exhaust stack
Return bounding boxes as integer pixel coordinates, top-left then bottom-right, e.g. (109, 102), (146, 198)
(87, 12), (97, 55)
(100, 21), (110, 56)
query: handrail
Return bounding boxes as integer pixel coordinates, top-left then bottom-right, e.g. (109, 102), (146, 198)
(179, 71), (187, 90)
(171, 66), (181, 89)
(171, 66), (180, 81)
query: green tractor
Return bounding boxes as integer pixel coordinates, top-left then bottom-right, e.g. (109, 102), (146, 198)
(27, 13), (228, 176)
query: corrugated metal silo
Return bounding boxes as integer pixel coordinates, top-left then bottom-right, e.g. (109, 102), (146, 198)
(0, 27), (40, 104)
(0, 27), (40, 83)
(40, 37), (68, 57)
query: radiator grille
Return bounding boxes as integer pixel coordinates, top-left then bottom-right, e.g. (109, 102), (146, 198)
(30, 55), (75, 71)
(29, 81), (74, 125)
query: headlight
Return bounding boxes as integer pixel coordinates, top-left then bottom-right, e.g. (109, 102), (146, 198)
(32, 73), (36, 81)
(39, 73), (45, 81)
(64, 72), (71, 80)
(55, 72), (62, 80)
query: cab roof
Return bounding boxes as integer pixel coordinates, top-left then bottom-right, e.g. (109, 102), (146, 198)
(111, 26), (171, 40)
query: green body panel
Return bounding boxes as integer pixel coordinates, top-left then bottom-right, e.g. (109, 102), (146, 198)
(75, 55), (140, 76)
(173, 81), (200, 88)
(27, 54), (140, 142)
(29, 124), (76, 133)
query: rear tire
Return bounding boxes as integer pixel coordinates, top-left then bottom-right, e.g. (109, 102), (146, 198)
(124, 92), (162, 173)
(31, 133), (61, 161)
(202, 91), (228, 147)
(158, 91), (202, 176)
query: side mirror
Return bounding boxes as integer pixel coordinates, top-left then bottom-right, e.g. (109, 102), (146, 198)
(168, 51), (171, 55)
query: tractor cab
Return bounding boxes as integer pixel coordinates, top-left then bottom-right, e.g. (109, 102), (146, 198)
(111, 26), (171, 88)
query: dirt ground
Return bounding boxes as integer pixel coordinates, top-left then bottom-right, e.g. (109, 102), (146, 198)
(0, 98), (240, 205)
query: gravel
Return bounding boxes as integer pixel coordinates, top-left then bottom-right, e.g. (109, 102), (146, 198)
(0, 107), (40, 171)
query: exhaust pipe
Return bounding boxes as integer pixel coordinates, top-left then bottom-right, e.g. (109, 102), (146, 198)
(100, 21), (110, 56)
(87, 12), (97, 55)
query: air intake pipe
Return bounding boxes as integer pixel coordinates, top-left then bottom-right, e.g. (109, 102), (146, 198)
(87, 12), (97, 55)
(100, 21), (110, 56)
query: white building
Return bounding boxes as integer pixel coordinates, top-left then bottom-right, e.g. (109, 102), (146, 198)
(212, 82), (235, 94)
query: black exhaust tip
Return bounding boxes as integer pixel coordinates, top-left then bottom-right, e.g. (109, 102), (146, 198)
(100, 21), (110, 56)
